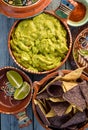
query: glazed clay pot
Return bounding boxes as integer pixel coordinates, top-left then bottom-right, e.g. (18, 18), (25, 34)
(32, 70), (88, 130)
(8, 10), (72, 74)
(0, 0), (51, 18)
(0, 66), (32, 128)
(73, 28), (88, 76)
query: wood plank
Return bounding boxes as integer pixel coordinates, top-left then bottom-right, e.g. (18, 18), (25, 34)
(33, 117), (45, 130)
(0, 0), (88, 130)
(0, 14), (15, 67)
(1, 104), (33, 130)
(0, 14), (34, 130)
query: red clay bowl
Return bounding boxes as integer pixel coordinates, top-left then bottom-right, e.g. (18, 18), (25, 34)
(0, 0), (51, 18)
(8, 11), (72, 74)
(32, 70), (88, 130)
(0, 66), (32, 114)
(73, 28), (88, 76)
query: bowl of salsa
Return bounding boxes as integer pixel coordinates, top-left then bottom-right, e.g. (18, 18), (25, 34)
(67, 0), (88, 27)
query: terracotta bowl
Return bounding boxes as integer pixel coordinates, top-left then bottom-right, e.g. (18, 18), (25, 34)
(73, 28), (88, 76)
(8, 11), (72, 74)
(0, 66), (33, 127)
(0, 66), (32, 114)
(32, 70), (88, 130)
(0, 0), (51, 18)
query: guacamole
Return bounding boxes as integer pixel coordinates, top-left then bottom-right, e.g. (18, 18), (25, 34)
(10, 13), (68, 72)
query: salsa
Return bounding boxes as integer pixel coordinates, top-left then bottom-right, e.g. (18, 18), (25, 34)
(68, 2), (86, 22)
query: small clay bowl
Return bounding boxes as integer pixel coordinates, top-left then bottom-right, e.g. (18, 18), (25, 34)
(0, 0), (51, 18)
(73, 28), (88, 76)
(8, 11), (72, 74)
(32, 70), (88, 130)
(0, 66), (32, 128)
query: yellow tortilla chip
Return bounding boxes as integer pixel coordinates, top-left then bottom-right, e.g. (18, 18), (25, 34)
(62, 84), (67, 93)
(34, 99), (46, 115)
(62, 67), (85, 81)
(65, 105), (73, 114)
(45, 108), (56, 118)
(49, 97), (65, 102)
(38, 75), (62, 94)
(62, 81), (78, 92)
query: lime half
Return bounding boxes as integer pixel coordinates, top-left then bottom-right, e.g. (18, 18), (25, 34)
(6, 70), (23, 88)
(14, 81), (31, 100)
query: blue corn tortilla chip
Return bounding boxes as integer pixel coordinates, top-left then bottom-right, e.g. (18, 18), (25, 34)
(79, 81), (88, 105)
(36, 104), (50, 126)
(36, 90), (51, 99)
(46, 80), (64, 98)
(61, 111), (87, 128)
(48, 101), (70, 116)
(67, 125), (78, 130)
(48, 114), (71, 129)
(63, 85), (86, 111)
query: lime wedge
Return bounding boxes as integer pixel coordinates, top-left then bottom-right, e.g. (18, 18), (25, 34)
(6, 70), (23, 88)
(14, 81), (31, 100)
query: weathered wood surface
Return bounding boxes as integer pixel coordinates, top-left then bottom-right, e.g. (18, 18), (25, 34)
(0, 0), (88, 130)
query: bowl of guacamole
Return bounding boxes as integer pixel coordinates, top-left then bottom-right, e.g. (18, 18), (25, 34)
(8, 13), (72, 74)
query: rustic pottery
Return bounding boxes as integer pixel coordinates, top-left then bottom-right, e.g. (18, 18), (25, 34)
(0, 0), (51, 18)
(8, 9), (72, 74)
(32, 70), (88, 130)
(0, 66), (33, 128)
(73, 28), (88, 76)
(67, 0), (88, 27)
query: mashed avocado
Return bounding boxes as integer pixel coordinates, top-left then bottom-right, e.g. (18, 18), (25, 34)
(10, 13), (68, 72)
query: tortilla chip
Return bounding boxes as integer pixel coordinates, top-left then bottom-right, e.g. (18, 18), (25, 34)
(65, 105), (73, 114)
(48, 101), (69, 116)
(48, 97), (65, 102)
(48, 114), (71, 128)
(36, 104), (50, 126)
(38, 75), (62, 95)
(36, 90), (51, 99)
(63, 85), (86, 112)
(61, 67), (85, 81)
(51, 80), (63, 86)
(46, 80), (64, 97)
(34, 99), (46, 114)
(34, 99), (50, 126)
(45, 108), (56, 118)
(62, 81), (78, 92)
(67, 125), (78, 130)
(61, 111), (87, 128)
(79, 81), (88, 105)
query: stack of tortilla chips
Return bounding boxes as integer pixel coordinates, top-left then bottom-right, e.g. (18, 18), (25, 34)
(34, 67), (88, 130)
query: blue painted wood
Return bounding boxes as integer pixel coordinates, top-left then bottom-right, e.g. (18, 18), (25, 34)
(0, 0), (71, 129)
(0, 1), (61, 130)
(0, 0), (88, 130)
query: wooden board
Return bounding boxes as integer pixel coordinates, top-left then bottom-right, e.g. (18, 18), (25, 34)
(0, 0), (88, 130)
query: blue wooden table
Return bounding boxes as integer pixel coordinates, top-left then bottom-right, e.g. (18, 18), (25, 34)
(0, 0), (88, 130)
